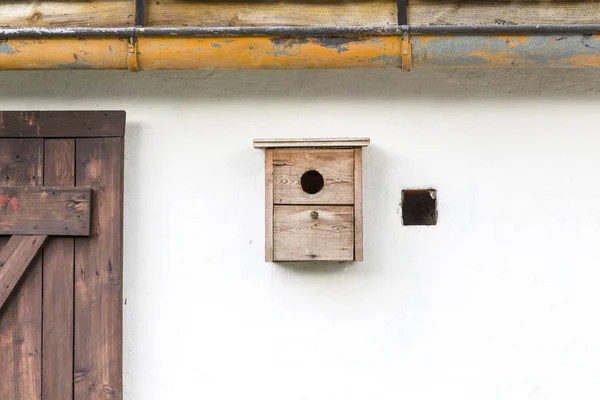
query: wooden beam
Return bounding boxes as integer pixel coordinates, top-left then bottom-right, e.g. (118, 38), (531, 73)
(0, 187), (91, 236)
(0, 235), (48, 312)
(147, 0), (396, 27)
(0, 1), (134, 28)
(0, 111), (126, 138)
(408, 0), (600, 26)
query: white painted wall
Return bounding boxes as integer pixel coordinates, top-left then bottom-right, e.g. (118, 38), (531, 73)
(1, 69), (600, 400)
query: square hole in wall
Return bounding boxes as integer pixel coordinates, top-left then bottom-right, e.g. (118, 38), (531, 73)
(401, 189), (437, 226)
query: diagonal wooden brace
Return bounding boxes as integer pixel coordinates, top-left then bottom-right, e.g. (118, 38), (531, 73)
(0, 235), (48, 311)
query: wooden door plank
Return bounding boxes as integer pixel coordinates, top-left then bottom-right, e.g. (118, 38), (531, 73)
(0, 235), (48, 312)
(0, 138), (43, 400)
(0, 111), (126, 138)
(74, 138), (123, 400)
(42, 139), (75, 400)
(0, 186), (91, 236)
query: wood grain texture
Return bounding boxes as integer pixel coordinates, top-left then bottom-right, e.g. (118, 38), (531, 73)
(42, 139), (75, 400)
(0, 139), (43, 400)
(0, 1), (134, 28)
(274, 205), (354, 261)
(0, 235), (48, 312)
(265, 149), (274, 262)
(74, 137), (123, 400)
(0, 111), (126, 138)
(353, 148), (363, 262)
(0, 139), (43, 187)
(273, 149), (355, 205)
(0, 0), (598, 29)
(0, 186), (91, 236)
(408, 0), (600, 25)
(254, 137), (370, 149)
(147, 0), (396, 27)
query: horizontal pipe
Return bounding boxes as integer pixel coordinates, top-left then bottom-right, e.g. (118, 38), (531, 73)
(0, 27), (133, 38)
(138, 26), (406, 37)
(0, 38), (127, 70)
(1, 24), (600, 39)
(0, 34), (599, 70)
(413, 34), (600, 68)
(137, 36), (401, 69)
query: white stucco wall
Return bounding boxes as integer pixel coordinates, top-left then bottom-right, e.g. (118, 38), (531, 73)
(1, 69), (600, 400)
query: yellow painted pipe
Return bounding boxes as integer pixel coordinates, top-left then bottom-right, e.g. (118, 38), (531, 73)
(0, 34), (599, 70)
(0, 38), (127, 70)
(137, 36), (401, 69)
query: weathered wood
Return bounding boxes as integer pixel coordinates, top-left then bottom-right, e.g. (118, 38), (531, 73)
(147, 0), (396, 27)
(0, 138), (43, 187)
(273, 149), (355, 205)
(408, 0), (600, 26)
(0, 111), (126, 138)
(0, 235), (48, 312)
(265, 149), (274, 262)
(254, 137), (370, 149)
(0, 138), (43, 400)
(42, 139), (75, 400)
(74, 137), (123, 400)
(274, 205), (354, 261)
(0, 186), (91, 236)
(353, 148), (363, 262)
(0, 1), (134, 28)
(1, 0), (598, 29)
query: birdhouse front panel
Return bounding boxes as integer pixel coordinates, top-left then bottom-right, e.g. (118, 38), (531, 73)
(254, 138), (369, 262)
(273, 149), (355, 205)
(274, 205), (354, 261)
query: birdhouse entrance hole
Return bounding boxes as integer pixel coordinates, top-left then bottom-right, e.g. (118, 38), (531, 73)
(301, 170), (324, 194)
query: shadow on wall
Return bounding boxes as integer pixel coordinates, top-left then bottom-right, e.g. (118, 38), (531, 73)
(0, 69), (599, 100)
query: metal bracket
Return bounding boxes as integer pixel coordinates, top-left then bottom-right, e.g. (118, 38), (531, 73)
(397, 0), (408, 25)
(135, 0), (145, 27)
(401, 33), (412, 72)
(127, 37), (140, 72)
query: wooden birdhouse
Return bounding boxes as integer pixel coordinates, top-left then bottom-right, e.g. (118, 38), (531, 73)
(254, 138), (370, 262)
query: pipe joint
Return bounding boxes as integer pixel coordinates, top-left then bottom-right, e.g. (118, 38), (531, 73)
(126, 37), (140, 72)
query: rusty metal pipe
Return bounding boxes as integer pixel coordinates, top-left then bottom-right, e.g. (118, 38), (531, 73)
(1, 24), (600, 38)
(0, 27), (599, 70)
(2, 24), (600, 38)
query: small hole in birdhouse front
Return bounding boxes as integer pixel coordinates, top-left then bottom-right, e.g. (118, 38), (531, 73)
(301, 170), (324, 194)
(402, 189), (437, 226)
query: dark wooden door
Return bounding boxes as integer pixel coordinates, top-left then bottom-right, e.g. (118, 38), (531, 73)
(0, 111), (125, 400)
